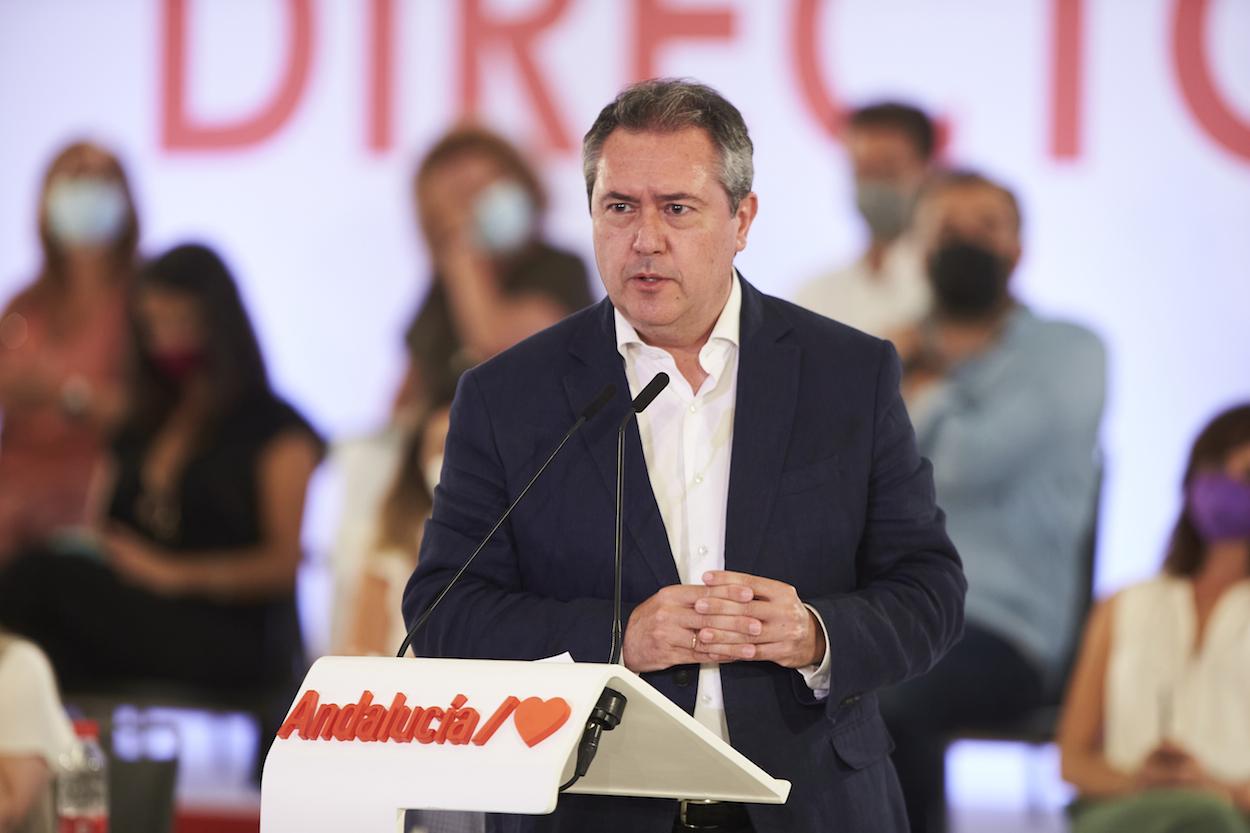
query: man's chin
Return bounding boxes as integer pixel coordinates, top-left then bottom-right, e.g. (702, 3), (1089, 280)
(619, 303), (683, 334)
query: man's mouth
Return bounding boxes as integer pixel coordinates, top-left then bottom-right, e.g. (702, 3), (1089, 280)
(631, 273), (669, 285)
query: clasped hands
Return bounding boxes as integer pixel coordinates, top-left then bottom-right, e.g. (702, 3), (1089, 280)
(621, 570), (826, 673)
(1136, 741), (1250, 811)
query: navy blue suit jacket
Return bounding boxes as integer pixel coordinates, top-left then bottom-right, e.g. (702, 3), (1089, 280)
(403, 278), (965, 833)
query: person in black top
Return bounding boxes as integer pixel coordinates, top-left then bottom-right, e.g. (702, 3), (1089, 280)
(396, 125), (593, 418)
(0, 243), (323, 697)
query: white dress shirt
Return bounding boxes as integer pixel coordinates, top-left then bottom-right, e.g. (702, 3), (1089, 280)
(614, 274), (831, 742)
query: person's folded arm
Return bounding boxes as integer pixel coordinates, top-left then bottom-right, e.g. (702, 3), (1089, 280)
(805, 341), (967, 709)
(1056, 596), (1140, 797)
(402, 370), (631, 663)
(103, 431), (321, 601)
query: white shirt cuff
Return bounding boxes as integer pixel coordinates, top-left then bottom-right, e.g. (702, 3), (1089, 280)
(796, 603), (831, 699)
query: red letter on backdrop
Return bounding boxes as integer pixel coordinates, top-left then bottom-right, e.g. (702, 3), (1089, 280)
(1050, 0), (1084, 159)
(632, 0), (734, 82)
(460, 0), (573, 152)
(1173, 0), (1250, 163)
(367, 0), (395, 153)
(792, 0), (844, 140)
(161, 0), (314, 151)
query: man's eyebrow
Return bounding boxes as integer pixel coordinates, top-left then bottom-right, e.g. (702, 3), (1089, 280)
(656, 192), (704, 204)
(601, 191), (638, 203)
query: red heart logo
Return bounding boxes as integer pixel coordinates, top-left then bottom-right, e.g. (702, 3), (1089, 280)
(513, 697), (571, 748)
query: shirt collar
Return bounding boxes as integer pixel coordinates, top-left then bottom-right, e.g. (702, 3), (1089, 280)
(614, 271), (742, 357)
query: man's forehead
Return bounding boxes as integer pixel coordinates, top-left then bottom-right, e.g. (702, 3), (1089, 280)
(847, 126), (921, 159)
(931, 184), (1014, 221)
(595, 128), (717, 189)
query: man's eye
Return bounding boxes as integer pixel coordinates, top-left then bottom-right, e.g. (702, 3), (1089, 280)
(667, 204), (689, 215)
(607, 203), (631, 213)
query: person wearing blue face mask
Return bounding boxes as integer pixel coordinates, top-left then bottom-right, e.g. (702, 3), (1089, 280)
(346, 124), (593, 833)
(396, 126), (594, 421)
(328, 123), (593, 720)
(1058, 404), (1250, 833)
(0, 141), (139, 561)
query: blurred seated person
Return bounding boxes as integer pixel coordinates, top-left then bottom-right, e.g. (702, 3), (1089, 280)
(1058, 404), (1250, 833)
(396, 125), (593, 419)
(0, 243), (323, 700)
(0, 141), (139, 561)
(0, 629), (77, 833)
(794, 102), (937, 338)
(340, 394), (452, 656)
(881, 171), (1107, 833)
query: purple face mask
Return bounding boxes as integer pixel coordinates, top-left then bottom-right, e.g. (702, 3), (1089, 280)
(1187, 472), (1250, 543)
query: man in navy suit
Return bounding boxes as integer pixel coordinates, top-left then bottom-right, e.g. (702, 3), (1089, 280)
(403, 79), (965, 833)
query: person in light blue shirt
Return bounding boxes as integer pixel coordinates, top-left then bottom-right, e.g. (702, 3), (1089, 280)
(882, 170), (1107, 833)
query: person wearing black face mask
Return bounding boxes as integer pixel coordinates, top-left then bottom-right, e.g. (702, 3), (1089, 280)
(925, 239), (1013, 323)
(882, 171), (1109, 833)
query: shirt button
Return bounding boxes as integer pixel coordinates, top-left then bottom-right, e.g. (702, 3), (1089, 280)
(688, 404), (698, 414)
(700, 693), (712, 705)
(698, 545), (708, 556)
(694, 474), (704, 485)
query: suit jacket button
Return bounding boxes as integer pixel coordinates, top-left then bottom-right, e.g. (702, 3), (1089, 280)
(674, 669), (692, 687)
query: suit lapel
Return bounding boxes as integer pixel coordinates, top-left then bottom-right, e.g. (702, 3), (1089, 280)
(563, 300), (680, 589)
(725, 279), (800, 576)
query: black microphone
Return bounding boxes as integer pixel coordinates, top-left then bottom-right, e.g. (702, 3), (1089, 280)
(559, 372), (670, 795)
(627, 372), (670, 418)
(396, 382), (617, 658)
(608, 372), (670, 665)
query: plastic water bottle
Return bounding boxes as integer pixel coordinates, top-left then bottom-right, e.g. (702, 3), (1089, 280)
(57, 718), (109, 833)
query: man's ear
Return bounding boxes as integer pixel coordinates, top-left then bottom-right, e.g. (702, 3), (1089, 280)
(734, 192), (759, 253)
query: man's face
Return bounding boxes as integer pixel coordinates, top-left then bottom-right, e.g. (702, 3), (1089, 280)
(914, 183), (1021, 268)
(591, 127), (757, 349)
(845, 126), (930, 240)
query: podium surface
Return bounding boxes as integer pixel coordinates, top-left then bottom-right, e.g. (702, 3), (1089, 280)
(260, 657), (790, 832)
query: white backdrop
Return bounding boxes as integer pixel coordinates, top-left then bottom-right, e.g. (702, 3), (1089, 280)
(2, 0), (1249, 597)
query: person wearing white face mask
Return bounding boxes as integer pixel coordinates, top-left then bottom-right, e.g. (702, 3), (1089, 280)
(328, 127), (591, 669)
(0, 141), (139, 561)
(396, 125), (594, 422)
(794, 102), (937, 341)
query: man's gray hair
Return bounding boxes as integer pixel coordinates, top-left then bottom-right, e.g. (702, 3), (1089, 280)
(582, 78), (754, 212)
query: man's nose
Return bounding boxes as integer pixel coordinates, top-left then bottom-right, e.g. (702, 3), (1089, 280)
(631, 208), (665, 255)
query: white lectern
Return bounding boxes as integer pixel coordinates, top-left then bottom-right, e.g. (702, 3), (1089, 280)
(260, 657), (790, 832)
